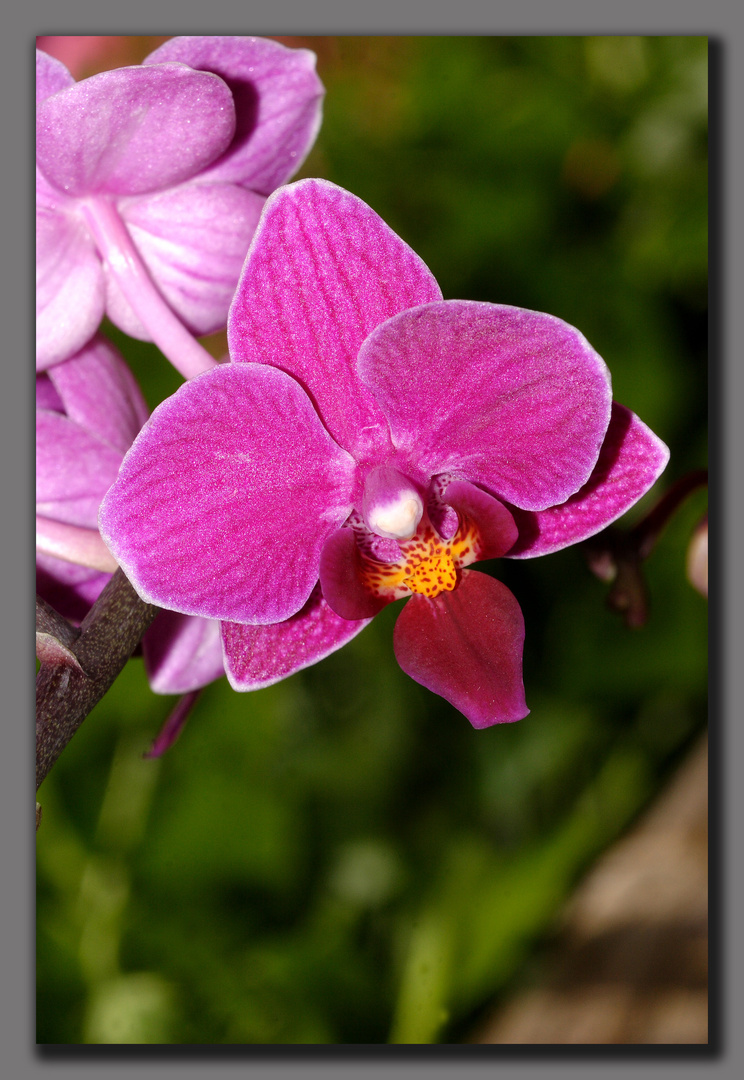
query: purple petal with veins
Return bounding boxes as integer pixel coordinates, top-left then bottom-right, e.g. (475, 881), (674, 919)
(99, 363), (357, 624)
(228, 178), (442, 459)
(506, 403), (670, 558)
(143, 36), (324, 194)
(110, 182), (266, 338)
(358, 300), (613, 510)
(222, 584), (370, 690)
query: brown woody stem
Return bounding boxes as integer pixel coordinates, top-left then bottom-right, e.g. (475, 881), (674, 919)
(36, 569), (158, 794)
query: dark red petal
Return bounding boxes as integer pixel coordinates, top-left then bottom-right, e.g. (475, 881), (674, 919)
(319, 527), (391, 620)
(443, 480), (518, 559)
(393, 569), (528, 728)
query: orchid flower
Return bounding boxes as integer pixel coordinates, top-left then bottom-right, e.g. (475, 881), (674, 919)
(36, 336), (224, 695)
(99, 180), (670, 728)
(36, 37), (324, 376)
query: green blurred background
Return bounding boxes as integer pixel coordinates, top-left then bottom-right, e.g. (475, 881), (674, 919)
(36, 35), (708, 1044)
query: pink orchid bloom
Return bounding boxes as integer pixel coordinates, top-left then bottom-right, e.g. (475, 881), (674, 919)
(36, 336), (224, 695)
(100, 180), (670, 728)
(36, 38), (324, 374)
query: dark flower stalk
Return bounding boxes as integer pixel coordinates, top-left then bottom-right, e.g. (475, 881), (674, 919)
(583, 469), (708, 627)
(36, 570), (158, 802)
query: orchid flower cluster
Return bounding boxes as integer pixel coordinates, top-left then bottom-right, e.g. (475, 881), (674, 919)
(37, 36), (671, 774)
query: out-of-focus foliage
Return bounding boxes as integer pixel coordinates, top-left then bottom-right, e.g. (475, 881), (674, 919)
(36, 36), (707, 1044)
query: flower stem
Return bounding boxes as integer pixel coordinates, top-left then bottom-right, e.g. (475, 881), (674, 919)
(82, 197), (218, 380)
(36, 569), (158, 798)
(629, 468), (708, 560)
(583, 468), (708, 628)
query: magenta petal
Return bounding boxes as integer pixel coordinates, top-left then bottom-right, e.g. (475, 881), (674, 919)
(442, 480), (518, 559)
(36, 49), (74, 103)
(143, 610), (224, 695)
(110, 183), (265, 338)
(47, 336), (148, 455)
(222, 584), (370, 690)
(36, 557), (110, 624)
(37, 411), (125, 525)
(36, 373), (64, 412)
(99, 363), (356, 624)
(36, 205), (105, 369)
(228, 178), (442, 459)
(393, 569), (528, 728)
(36, 65), (235, 197)
(144, 36), (324, 193)
(507, 403), (671, 558)
(319, 527), (392, 620)
(359, 300), (613, 511)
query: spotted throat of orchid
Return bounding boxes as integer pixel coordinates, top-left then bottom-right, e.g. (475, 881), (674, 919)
(99, 178), (670, 730)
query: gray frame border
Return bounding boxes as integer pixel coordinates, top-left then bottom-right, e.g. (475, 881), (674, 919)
(12, 1), (733, 1077)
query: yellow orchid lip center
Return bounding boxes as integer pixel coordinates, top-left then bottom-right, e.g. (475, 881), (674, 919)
(358, 514), (481, 601)
(403, 551), (458, 597)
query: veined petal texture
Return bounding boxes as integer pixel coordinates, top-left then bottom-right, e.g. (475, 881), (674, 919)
(37, 411), (125, 525)
(36, 205), (105, 369)
(36, 65), (236, 197)
(99, 363), (357, 624)
(359, 300), (613, 511)
(45, 335), (149, 454)
(143, 36), (324, 194)
(222, 584), (370, 691)
(109, 183), (266, 338)
(507, 403), (670, 557)
(228, 178), (442, 460)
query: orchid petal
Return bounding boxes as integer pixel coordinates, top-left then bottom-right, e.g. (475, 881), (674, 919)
(36, 49), (74, 103)
(319, 527), (393, 621)
(108, 183), (265, 338)
(36, 516), (119, 572)
(36, 205), (105, 369)
(507, 403), (671, 558)
(37, 410), (125, 525)
(36, 373), (64, 412)
(47, 336), (148, 455)
(442, 480), (519, 560)
(143, 36), (324, 193)
(222, 584), (370, 691)
(393, 569), (528, 728)
(143, 611), (225, 695)
(36, 65), (235, 197)
(359, 300), (613, 510)
(228, 178), (442, 459)
(99, 363), (356, 624)
(36, 556), (110, 625)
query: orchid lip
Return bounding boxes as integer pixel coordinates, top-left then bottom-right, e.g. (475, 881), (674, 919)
(354, 506), (481, 604)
